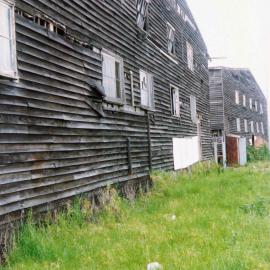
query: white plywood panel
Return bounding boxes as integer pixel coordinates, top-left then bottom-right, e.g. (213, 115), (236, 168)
(239, 137), (247, 166)
(173, 136), (200, 170)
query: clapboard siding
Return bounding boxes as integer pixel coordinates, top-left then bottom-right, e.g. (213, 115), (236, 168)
(0, 0), (211, 223)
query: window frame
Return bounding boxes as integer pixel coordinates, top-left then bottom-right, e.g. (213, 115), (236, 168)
(0, 0), (18, 79)
(260, 103), (263, 115)
(136, 0), (150, 31)
(236, 118), (241, 132)
(167, 22), (176, 55)
(170, 84), (180, 117)
(235, 90), (240, 105)
(139, 69), (154, 110)
(254, 101), (258, 112)
(256, 122), (260, 133)
(249, 98), (252, 110)
(250, 121), (254, 133)
(244, 119), (248, 133)
(261, 122), (264, 134)
(243, 94), (246, 107)
(101, 49), (125, 103)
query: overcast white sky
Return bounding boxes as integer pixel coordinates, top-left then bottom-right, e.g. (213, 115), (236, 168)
(187, 0), (270, 99)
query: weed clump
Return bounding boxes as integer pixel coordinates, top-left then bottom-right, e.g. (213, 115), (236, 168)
(247, 145), (270, 162)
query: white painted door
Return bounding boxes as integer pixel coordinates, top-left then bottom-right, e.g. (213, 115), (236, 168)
(239, 137), (247, 166)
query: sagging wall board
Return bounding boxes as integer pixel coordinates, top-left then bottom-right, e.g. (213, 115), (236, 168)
(173, 137), (200, 170)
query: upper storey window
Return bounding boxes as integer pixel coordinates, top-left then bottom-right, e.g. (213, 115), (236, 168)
(171, 85), (180, 117)
(140, 70), (154, 109)
(254, 101), (258, 112)
(243, 95), (246, 107)
(235, 90), (239, 105)
(102, 50), (124, 102)
(136, 0), (150, 31)
(168, 0), (176, 9)
(260, 103), (263, 114)
(249, 98), (252, 110)
(0, 0), (17, 78)
(186, 42), (194, 71)
(167, 23), (175, 55)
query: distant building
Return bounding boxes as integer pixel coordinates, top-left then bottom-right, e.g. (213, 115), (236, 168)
(209, 67), (268, 166)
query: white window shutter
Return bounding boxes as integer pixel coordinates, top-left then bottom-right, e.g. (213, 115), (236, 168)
(148, 73), (154, 108)
(102, 53), (116, 98)
(0, 2), (11, 38)
(175, 89), (180, 117)
(0, 2), (14, 75)
(140, 70), (149, 107)
(236, 118), (241, 132)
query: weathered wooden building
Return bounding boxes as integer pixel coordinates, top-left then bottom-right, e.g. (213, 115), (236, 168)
(0, 0), (211, 236)
(210, 67), (268, 166)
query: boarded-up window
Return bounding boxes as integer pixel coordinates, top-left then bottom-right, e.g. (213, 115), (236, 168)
(261, 122), (264, 134)
(249, 98), (252, 109)
(250, 121), (254, 133)
(0, 0), (17, 78)
(167, 23), (175, 55)
(244, 119), (248, 133)
(190, 95), (197, 123)
(186, 41), (194, 71)
(102, 51), (124, 100)
(136, 0), (150, 31)
(140, 70), (154, 109)
(173, 136), (200, 170)
(243, 95), (246, 107)
(235, 90), (239, 105)
(236, 118), (241, 132)
(171, 85), (180, 117)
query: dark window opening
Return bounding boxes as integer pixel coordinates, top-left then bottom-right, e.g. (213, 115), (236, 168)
(136, 0), (150, 31)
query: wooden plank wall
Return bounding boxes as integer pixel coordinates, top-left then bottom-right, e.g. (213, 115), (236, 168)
(0, 0), (212, 225)
(209, 68), (224, 131)
(209, 67), (268, 142)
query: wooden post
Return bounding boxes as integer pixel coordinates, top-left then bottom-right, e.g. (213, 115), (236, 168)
(130, 71), (135, 107)
(127, 137), (132, 175)
(147, 112), (152, 172)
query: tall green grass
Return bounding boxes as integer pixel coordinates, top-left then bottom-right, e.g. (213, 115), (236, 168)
(2, 162), (270, 270)
(247, 145), (270, 162)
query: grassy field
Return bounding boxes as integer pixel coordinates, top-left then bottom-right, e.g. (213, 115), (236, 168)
(2, 162), (270, 270)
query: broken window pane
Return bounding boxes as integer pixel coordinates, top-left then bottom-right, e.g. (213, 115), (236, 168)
(137, 0), (150, 31)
